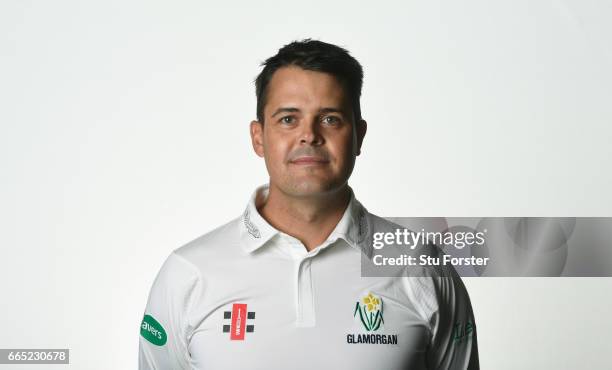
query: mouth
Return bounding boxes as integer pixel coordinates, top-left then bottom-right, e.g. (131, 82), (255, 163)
(289, 156), (330, 165)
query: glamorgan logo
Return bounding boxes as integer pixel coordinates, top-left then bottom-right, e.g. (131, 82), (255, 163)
(222, 303), (255, 340)
(354, 292), (384, 331)
(347, 292), (398, 345)
(140, 314), (167, 346)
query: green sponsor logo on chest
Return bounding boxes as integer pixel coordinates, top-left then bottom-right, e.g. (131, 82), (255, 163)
(140, 314), (167, 346)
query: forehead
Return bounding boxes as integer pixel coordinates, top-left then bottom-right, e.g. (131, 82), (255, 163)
(265, 66), (348, 112)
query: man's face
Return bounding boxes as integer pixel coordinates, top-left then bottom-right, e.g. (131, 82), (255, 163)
(250, 66), (366, 198)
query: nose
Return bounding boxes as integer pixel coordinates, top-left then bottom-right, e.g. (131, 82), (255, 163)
(299, 119), (324, 146)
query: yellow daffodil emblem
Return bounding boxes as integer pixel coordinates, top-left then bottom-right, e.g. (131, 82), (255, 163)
(354, 292), (384, 331)
(362, 292), (380, 312)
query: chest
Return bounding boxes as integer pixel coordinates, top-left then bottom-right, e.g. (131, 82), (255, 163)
(186, 250), (431, 369)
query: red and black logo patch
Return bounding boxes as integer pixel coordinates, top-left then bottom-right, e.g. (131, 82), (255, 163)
(222, 303), (255, 340)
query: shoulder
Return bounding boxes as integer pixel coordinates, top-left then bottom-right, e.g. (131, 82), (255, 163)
(170, 216), (243, 269)
(366, 211), (406, 234)
(146, 216), (244, 300)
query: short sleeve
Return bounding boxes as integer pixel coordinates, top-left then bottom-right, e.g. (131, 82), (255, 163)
(426, 265), (480, 370)
(139, 252), (201, 370)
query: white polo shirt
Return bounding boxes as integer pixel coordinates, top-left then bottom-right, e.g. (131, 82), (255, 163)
(139, 184), (479, 370)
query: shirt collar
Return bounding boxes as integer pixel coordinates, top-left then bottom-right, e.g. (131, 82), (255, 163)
(239, 184), (371, 254)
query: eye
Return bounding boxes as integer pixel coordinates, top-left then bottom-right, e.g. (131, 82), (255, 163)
(279, 116), (296, 124)
(322, 116), (341, 125)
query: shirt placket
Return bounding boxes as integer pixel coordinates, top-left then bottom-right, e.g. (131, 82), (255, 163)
(280, 234), (339, 328)
(295, 256), (315, 327)
(279, 234), (314, 327)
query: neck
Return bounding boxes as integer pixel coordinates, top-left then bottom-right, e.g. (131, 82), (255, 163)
(259, 183), (351, 252)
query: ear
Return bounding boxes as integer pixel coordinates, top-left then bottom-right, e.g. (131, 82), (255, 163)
(250, 120), (265, 157)
(355, 119), (367, 156)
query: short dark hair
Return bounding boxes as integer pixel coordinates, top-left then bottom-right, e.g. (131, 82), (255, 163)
(254, 39), (364, 123)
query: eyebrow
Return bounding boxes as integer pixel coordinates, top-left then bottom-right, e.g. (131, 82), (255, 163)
(271, 107), (300, 117)
(271, 107), (347, 117)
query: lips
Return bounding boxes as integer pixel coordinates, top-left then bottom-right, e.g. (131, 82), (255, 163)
(290, 156), (329, 164)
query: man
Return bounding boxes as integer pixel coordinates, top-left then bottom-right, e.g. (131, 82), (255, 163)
(139, 39), (479, 369)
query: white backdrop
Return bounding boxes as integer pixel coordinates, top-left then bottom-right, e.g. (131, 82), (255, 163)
(1, 1), (611, 369)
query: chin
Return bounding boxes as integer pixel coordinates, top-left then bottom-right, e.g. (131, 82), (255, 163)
(283, 179), (343, 197)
